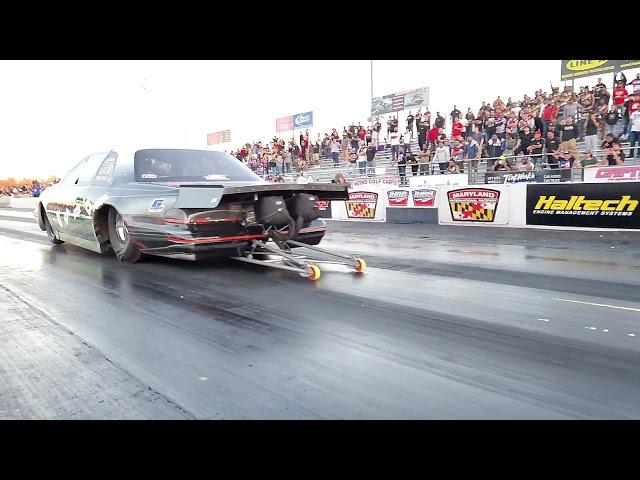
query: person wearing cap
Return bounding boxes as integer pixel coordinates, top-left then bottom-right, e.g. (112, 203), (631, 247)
(527, 130), (544, 167)
(492, 155), (510, 172)
(579, 150), (599, 168)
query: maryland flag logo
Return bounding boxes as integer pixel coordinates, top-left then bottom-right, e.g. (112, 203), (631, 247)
(346, 192), (378, 219)
(448, 188), (500, 222)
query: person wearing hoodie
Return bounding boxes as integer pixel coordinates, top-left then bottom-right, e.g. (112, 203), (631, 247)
(432, 140), (451, 174)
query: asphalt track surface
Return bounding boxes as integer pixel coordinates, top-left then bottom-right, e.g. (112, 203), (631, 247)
(1, 206), (639, 419)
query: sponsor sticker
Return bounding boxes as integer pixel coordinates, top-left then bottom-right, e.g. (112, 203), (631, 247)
(346, 192), (378, 219)
(149, 199), (165, 212)
(411, 189), (436, 207)
(448, 188), (500, 222)
(387, 189), (409, 207)
(315, 200), (330, 211)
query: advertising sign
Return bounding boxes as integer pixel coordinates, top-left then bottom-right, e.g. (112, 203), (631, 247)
(387, 189), (409, 207)
(206, 129), (231, 145)
(583, 166), (640, 183)
(448, 188), (501, 223)
(412, 188), (436, 207)
(560, 60), (640, 80)
(276, 115), (294, 133)
(371, 87), (430, 115)
(526, 183), (640, 229)
(316, 200), (332, 218)
(409, 173), (468, 189)
(485, 171), (536, 184)
(293, 111), (313, 129)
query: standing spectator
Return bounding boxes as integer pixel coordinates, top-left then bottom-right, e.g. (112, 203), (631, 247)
(470, 125), (485, 159)
(631, 73), (640, 96)
(428, 125), (441, 147)
(613, 82), (628, 114)
(485, 134), (503, 165)
(283, 149), (293, 173)
(494, 113), (506, 139)
(545, 131), (561, 169)
(583, 112), (599, 154)
(450, 139), (464, 172)
(541, 99), (558, 137)
(485, 110), (497, 139)
(330, 137), (341, 166)
(389, 127), (401, 163)
(417, 145), (431, 175)
(622, 93), (640, 141)
(502, 133), (518, 165)
(322, 134), (331, 158)
(397, 146), (407, 185)
(605, 143), (625, 166)
(365, 126), (372, 145)
(312, 142), (320, 166)
(528, 130), (545, 167)
(533, 111), (544, 136)
(604, 106), (621, 137)
(465, 108), (475, 137)
(628, 108), (640, 160)
(433, 140), (451, 174)
(451, 116), (464, 139)
(449, 105), (461, 125)
(340, 134), (350, 164)
(407, 150), (419, 176)
(356, 141), (368, 175)
(558, 116), (578, 144)
(406, 111), (415, 137)
(366, 142), (377, 174)
(435, 112), (445, 128)
(417, 117), (428, 151)
(493, 96), (505, 110)
(463, 135), (480, 173)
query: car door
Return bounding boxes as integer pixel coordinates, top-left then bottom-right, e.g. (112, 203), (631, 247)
(68, 151), (111, 242)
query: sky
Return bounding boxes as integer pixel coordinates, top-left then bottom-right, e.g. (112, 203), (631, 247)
(1, 60), (636, 180)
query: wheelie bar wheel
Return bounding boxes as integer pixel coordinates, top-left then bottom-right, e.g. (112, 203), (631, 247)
(305, 264), (321, 281)
(354, 258), (366, 273)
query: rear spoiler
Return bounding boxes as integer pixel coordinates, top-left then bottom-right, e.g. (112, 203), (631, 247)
(173, 183), (349, 209)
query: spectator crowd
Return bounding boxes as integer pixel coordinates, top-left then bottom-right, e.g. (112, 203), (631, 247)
(225, 71), (640, 182)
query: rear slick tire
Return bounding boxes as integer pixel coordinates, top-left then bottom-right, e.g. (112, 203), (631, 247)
(108, 208), (142, 263)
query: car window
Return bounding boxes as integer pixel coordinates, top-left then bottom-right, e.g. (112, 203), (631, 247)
(75, 152), (109, 185)
(60, 156), (90, 185)
(94, 152), (118, 186)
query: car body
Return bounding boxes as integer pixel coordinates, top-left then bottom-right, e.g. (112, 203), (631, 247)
(35, 148), (349, 262)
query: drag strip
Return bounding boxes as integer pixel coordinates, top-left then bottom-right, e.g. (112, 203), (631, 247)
(1, 211), (639, 419)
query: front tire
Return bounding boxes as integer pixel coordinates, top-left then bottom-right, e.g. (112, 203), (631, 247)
(43, 210), (64, 245)
(108, 208), (142, 263)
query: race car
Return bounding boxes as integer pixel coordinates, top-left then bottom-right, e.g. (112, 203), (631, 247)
(34, 148), (365, 280)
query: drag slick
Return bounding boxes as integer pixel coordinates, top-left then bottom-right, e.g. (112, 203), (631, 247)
(35, 148), (365, 280)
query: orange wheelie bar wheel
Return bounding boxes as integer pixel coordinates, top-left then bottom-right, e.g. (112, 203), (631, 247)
(355, 258), (366, 273)
(307, 265), (321, 281)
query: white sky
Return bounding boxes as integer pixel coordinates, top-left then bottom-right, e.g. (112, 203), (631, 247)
(1, 60), (636, 180)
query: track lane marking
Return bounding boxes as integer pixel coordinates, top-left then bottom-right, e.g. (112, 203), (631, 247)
(554, 298), (640, 313)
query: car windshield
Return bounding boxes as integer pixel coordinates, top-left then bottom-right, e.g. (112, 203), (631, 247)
(134, 149), (262, 183)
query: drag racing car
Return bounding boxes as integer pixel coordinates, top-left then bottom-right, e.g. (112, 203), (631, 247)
(34, 148), (366, 280)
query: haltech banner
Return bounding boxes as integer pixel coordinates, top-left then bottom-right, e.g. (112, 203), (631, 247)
(448, 188), (500, 222)
(526, 183), (640, 229)
(561, 60), (640, 80)
(346, 192), (378, 219)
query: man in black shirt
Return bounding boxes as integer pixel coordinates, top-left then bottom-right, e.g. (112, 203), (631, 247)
(417, 120), (428, 151)
(606, 144), (625, 166)
(527, 130), (544, 167)
(559, 116), (578, 142)
(366, 142), (377, 175)
(601, 133), (620, 150)
(545, 131), (561, 169)
(517, 125), (533, 155)
(450, 105), (461, 124)
(435, 112), (445, 128)
(406, 111), (415, 136)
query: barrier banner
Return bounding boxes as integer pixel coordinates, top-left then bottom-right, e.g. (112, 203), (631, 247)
(448, 188), (501, 223)
(206, 129), (231, 145)
(371, 87), (429, 115)
(541, 169), (572, 183)
(387, 189), (409, 206)
(387, 188), (437, 207)
(346, 192), (378, 219)
(485, 171), (536, 184)
(409, 173), (468, 189)
(316, 200), (332, 218)
(526, 183), (640, 229)
(412, 188), (436, 207)
(485, 170), (570, 184)
(583, 166), (640, 183)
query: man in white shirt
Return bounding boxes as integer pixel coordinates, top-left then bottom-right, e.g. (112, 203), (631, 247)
(628, 109), (640, 159)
